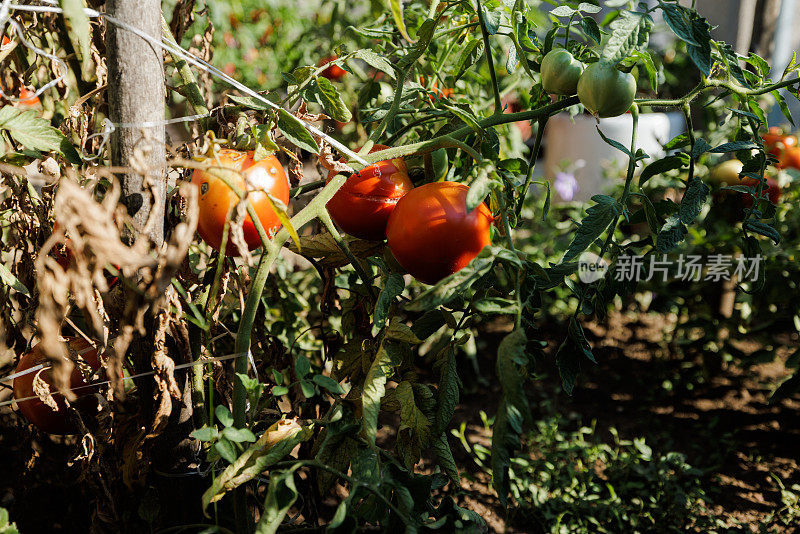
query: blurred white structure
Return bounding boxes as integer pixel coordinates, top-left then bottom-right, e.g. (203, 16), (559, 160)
(544, 112), (684, 203)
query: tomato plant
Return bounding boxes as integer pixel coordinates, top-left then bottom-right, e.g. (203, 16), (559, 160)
(12, 338), (101, 435)
(386, 181), (493, 284)
(2, 1), (800, 532)
(191, 149), (290, 256)
(325, 144), (413, 241)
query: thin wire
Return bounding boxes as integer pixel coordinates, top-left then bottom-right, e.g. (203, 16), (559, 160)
(5, 3), (369, 166)
(0, 350), (246, 408)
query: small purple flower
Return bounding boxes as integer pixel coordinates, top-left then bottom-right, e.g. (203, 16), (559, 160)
(554, 171), (579, 201)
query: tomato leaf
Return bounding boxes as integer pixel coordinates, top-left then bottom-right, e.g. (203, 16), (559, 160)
(362, 340), (403, 445)
(222, 427), (257, 443)
(277, 109), (319, 154)
(0, 106), (79, 162)
(659, 2), (712, 75)
(228, 94), (273, 111)
(678, 179), (710, 225)
(0, 264), (30, 298)
(312, 76), (352, 123)
(600, 9), (652, 64)
(453, 39), (483, 81)
(215, 405), (234, 428)
(312, 374), (344, 395)
(388, 0), (413, 43)
(562, 195), (621, 262)
(354, 49), (395, 79)
(256, 467), (300, 534)
(743, 220), (781, 245)
(373, 273), (405, 333)
(639, 154), (688, 186)
(202, 424), (311, 512)
(656, 214), (688, 253)
(492, 329), (530, 506)
(397, 19), (437, 70)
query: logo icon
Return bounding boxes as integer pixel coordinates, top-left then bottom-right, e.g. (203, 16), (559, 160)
(577, 251), (609, 283)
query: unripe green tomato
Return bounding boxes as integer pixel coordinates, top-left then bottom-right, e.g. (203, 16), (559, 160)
(431, 148), (449, 181)
(540, 48), (583, 95)
(577, 61), (637, 118)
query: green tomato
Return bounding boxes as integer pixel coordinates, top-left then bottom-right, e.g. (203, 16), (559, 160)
(540, 48), (583, 95)
(577, 61), (637, 118)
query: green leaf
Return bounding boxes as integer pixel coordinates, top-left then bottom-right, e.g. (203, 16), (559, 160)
(385, 317), (422, 344)
(388, 0), (413, 43)
(639, 154), (688, 185)
(312, 374), (344, 395)
(216, 405), (234, 428)
(277, 109), (319, 154)
(555, 338), (580, 395)
(300, 379), (316, 398)
(466, 163), (498, 211)
(395, 380), (432, 468)
(406, 246), (515, 311)
(562, 195), (621, 262)
(397, 19), (437, 70)
(313, 77), (352, 123)
(600, 10), (652, 64)
(215, 438), (238, 463)
(431, 433), (460, 484)
(568, 317), (596, 363)
(580, 17), (602, 44)
(434, 348), (459, 436)
(473, 297), (520, 315)
(657, 214), (687, 253)
(660, 2), (712, 75)
(190, 426), (219, 442)
(228, 94), (272, 111)
(549, 6), (577, 17)
(222, 427), (257, 443)
(453, 39), (483, 81)
(255, 468), (299, 534)
(0, 507), (19, 534)
(353, 49), (395, 79)
(596, 126), (632, 157)
(202, 423), (311, 511)
(60, 0), (92, 76)
(691, 138), (711, 159)
(0, 106), (74, 156)
(492, 330), (531, 505)
(295, 354), (311, 379)
(361, 340), (403, 445)
(0, 264), (30, 298)
(373, 273), (405, 332)
(743, 220), (781, 245)
(709, 141), (757, 153)
(481, 5), (502, 35)
(678, 179), (710, 225)
(272, 385), (289, 396)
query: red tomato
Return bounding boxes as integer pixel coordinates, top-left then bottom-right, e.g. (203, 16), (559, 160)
(762, 127), (797, 160)
(741, 177), (782, 207)
(17, 86), (40, 108)
(778, 146), (800, 170)
(319, 56), (346, 80)
(13, 338), (102, 435)
(326, 144), (413, 241)
(386, 181), (493, 284)
(51, 222), (119, 288)
(191, 149), (290, 256)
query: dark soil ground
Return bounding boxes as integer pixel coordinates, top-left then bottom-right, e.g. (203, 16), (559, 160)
(1, 310), (798, 533)
(446, 311), (800, 533)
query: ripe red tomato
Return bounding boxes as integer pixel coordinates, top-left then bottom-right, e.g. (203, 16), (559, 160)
(741, 177), (781, 207)
(326, 144), (413, 241)
(17, 86), (41, 108)
(13, 337), (102, 435)
(762, 127), (797, 160)
(386, 181), (493, 284)
(778, 146), (800, 170)
(319, 56), (346, 80)
(191, 149), (290, 256)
